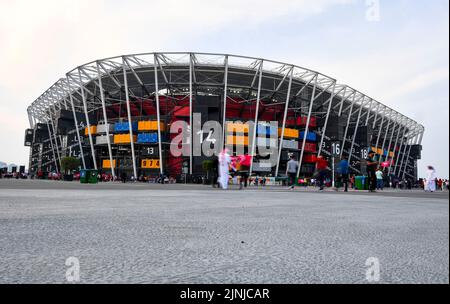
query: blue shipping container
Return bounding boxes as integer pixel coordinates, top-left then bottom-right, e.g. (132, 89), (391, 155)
(299, 131), (317, 142)
(114, 121), (138, 132)
(137, 133), (158, 144)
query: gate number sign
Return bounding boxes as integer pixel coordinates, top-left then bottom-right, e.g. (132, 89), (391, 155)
(141, 159), (160, 169)
(331, 142), (341, 157)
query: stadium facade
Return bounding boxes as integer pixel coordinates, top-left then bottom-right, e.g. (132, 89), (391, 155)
(24, 52), (424, 181)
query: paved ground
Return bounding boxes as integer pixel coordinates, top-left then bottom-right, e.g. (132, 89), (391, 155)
(0, 179), (448, 284)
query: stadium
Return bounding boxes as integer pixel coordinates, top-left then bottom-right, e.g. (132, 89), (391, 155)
(24, 52), (424, 182)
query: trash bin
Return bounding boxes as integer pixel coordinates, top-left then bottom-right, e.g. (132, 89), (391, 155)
(79, 169), (90, 184)
(88, 170), (98, 184)
(355, 176), (368, 190)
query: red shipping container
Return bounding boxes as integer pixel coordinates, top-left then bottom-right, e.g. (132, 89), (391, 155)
(297, 116), (317, 127)
(304, 143), (317, 153)
(303, 154), (317, 163)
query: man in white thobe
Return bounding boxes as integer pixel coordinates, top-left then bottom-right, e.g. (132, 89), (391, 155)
(218, 149), (231, 189)
(425, 166), (437, 192)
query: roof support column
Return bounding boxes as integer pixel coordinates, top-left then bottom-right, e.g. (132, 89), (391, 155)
(379, 110), (393, 163)
(339, 92), (357, 158)
(348, 97), (368, 164)
(296, 75), (318, 178)
(395, 129), (409, 177)
(249, 60), (264, 177)
(46, 119), (59, 174)
(153, 54), (164, 175)
(189, 54), (194, 175)
(400, 132), (418, 180)
(78, 70), (97, 170)
(221, 55), (229, 150)
(49, 111), (62, 169)
(96, 61), (116, 180)
(317, 83), (339, 156)
(122, 57), (138, 180)
(384, 117), (398, 164)
(388, 122), (403, 176)
(275, 66), (293, 176)
(66, 78), (86, 169)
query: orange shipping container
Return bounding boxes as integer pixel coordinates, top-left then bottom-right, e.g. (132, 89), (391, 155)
(226, 135), (249, 146)
(138, 121), (165, 131)
(84, 126), (97, 136)
(114, 134), (137, 144)
(278, 128), (299, 139)
(227, 122), (249, 134)
(102, 159), (116, 168)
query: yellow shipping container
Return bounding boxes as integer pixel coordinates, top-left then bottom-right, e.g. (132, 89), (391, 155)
(227, 122), (249, 134)
(102, 159), (116, 168)
(138, 121), (165, 131)
(278, 128), (299, 139)
(84, 126), (97, 136)
(114, 134), (137, 144)
(226, 135), (249, 146)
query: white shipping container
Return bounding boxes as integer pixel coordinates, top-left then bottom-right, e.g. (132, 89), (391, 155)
(256, 137), (277, 148)
(281, 139), (298, 149)
(96, 124), (114, 134)
(252, 162), (273, 172)
(96, 135), (113, 145)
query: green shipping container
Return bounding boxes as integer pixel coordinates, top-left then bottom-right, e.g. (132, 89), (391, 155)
(355, 176), (368, 190)
(88, 170), (98, 184)
(79, 169), (89, 184)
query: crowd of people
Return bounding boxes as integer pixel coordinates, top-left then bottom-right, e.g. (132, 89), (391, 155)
(212, 148), (448, 193)
(4, 150), (448, 193)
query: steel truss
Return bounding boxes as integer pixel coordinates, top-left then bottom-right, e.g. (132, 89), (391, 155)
(26, 53), (424, 180)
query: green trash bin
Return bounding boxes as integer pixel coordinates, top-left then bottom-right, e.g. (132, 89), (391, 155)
(88, 170), (98, 184)
(79, 169), (90, 184)
(355, 176), (368, 190)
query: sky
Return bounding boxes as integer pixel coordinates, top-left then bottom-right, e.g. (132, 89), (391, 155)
(0, 0), (448, 178)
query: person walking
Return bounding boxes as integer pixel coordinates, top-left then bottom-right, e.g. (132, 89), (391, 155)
(366, 151), (377, 192)
(286, 155), (298, 190)
(437, 178), (443, 191)
(120, 171), (127, 183)
(237, 156), (250, 190)
(338, 156), (349, 192)
(211, 155), (219, 188)
(425, 166), (437, 192)
(315, 155), (328, 191)
(375, 167), (384, 190)
(218, 148), (231, 190)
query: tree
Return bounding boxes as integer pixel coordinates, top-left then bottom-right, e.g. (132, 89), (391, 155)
(61, 157), (80, 174)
